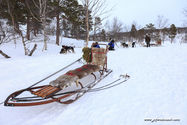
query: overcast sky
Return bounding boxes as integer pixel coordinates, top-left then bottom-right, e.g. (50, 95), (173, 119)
(102, 0), (187, 29)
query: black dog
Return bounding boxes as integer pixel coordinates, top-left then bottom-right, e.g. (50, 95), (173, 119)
(132, 42), (136, 48)
(60, 45), (75, 54)
(122, 42), (128, 48)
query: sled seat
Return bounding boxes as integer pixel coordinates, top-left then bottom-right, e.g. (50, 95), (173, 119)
(31, 85), (61, 99)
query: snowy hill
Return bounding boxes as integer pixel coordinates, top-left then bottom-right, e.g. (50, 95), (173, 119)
(0, 37), (187, 125)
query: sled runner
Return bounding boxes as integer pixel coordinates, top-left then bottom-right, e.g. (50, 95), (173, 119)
(4, 44), (120, 107)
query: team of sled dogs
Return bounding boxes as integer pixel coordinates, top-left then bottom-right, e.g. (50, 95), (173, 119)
(59, 41), (157, 54)
(59, 42), (137, 55)
(121, 41), (136, 48)
(121, 41), (159, 48)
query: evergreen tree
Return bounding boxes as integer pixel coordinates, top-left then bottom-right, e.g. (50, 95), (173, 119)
(68, 4), (92, 40)
(0, 0), (27, 33)
(75, 4), (87, 39)
(93, 17), (102, 41)
(144, 23), (155, 35)
(168, 24), (177, 43)
(81, 6), (93, 40)
(137, 28), (145, 43)
(61, 0), (89, 39)
(130, 24), (137, 39)
(49, 0), (64, 45)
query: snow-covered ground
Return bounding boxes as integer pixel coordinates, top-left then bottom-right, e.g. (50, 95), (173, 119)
(0, 37), (187, 125)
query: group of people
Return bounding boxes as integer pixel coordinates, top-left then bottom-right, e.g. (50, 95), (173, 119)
(92, 38), (115, 50)
(92, 34), (151, 49)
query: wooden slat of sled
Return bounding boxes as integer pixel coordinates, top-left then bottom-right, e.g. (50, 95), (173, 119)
(31, 85), (61, 98)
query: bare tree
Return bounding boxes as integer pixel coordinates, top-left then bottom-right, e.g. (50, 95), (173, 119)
(156, 15), (169, 43)
(179, 23), (186, 45)
(110, 17), (123, 41)
(0, 21), (12, 58)
(123, 25), (130, 32)
(104, 17), (122, 48)
(123, 25), (131, 43)
(80, 0), (115, 47)
(26, 0), (52, 51)
(103, 19), (111, 41)
(180, 7), (187, 44)
(182, 7), (187, 25)
(0, 21), (16, 46)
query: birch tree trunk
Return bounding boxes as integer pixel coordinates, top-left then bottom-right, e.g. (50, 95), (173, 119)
(156, 15), (169, 43)
(43, 20), (47, 50)
(26, 15), (30, 40)
(56, 9), (60, 46)
(86, 0), (89, 47)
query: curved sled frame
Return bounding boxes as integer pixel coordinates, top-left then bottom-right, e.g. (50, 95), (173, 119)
(4, 71), (107, 107)
(4, 86), (75, 106)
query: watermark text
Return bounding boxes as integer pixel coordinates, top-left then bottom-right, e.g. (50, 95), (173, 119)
(144, 118), (180, 122)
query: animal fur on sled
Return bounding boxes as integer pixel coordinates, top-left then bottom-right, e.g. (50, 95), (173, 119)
(49, 64), (101, 90)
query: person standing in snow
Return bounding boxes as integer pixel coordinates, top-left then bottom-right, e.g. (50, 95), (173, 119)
(145, 35), (151, 47)
(108, 38), (115, 50)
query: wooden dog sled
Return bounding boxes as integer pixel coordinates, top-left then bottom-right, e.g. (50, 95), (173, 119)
(4, 44), (113, 107)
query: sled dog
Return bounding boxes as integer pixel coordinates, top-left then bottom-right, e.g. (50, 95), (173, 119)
(132, 42), (136, 47)
(121, 42), (128, 48)
(60, 45), (75, 54)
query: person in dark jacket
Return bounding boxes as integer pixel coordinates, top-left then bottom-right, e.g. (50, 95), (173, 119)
(92, 42), (100, 48)
(108, 38), (115, 50)
(145, 35), (151, 47)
